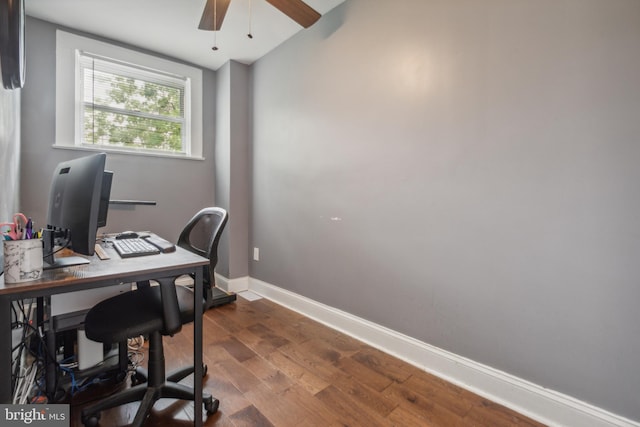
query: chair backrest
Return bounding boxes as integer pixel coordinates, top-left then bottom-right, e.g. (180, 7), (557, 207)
(177, 207), (228, 285)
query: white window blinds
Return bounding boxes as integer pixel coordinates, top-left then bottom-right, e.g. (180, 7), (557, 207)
(78, 52), (190, 154)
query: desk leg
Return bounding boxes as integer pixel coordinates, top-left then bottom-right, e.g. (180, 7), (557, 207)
(194, 268), (203, 427)
(45, 328), (57, 399)
(0, 296), (12, 403)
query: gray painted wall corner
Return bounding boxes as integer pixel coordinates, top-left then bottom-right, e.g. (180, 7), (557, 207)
(215, 60), (251, 280)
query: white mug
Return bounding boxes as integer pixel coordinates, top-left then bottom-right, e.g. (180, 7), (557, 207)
(3, 239), (44, 283)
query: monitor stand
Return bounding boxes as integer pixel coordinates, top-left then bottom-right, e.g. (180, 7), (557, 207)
(43, 256), (90, 270)
(42, 228), (91, 270)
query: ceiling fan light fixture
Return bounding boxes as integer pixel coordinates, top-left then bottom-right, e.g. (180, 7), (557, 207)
(198, 0), (321, 52)
(198, 0), (321, 31)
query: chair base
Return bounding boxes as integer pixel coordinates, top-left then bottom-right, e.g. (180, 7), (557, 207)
(131, 363), (203, 387)
(80, 330), (217, 427)
(81, 381), (218, 427)
(207, 286), (237, 309)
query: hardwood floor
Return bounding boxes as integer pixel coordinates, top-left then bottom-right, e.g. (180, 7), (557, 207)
(69, 295), (547, 426)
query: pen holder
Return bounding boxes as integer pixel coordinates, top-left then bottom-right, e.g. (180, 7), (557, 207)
(2, 239), (43, 283)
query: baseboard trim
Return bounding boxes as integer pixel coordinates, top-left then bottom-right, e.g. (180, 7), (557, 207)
(248, 277), (639, 427)
(214, 273), (250, 294)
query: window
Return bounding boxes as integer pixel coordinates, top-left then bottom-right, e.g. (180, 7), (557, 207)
(56, 30), (203, 159)
(80, 53), (188, 153)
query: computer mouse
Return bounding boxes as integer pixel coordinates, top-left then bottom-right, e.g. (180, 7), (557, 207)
(115, 231), (139, 239)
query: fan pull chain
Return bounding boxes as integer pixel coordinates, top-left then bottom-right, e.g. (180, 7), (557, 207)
(247, 0), (253, 39)
(212, 0), (219, 50)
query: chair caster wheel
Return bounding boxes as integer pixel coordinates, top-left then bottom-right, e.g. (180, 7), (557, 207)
(81, 413), (100, 427)
(204, 397), (219, 415)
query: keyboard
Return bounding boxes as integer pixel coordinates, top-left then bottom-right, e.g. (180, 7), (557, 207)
(112, 238), (160, 258)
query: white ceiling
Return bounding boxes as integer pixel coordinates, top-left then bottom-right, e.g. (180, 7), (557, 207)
(25, 0), (345, 71)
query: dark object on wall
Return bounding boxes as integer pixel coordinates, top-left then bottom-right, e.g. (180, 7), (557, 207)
(0, 0), (25, 89)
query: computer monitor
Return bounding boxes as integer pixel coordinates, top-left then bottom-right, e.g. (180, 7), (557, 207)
(97, 170), (113, 228)
(43, 153), (112, 269)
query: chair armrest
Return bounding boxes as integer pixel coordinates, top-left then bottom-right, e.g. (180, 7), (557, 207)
(156, 277), (182, 335)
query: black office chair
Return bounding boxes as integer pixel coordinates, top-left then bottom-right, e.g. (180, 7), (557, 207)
(135, 207), (234, 310)
(80, 277), (218, 427)
(177, 207), (235, 310)
(132, 207), (233, 386)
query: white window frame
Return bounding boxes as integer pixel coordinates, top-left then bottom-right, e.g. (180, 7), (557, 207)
(55, 30), (204, 159)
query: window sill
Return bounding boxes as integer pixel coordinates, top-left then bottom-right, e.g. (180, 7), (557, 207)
(52, 144), (205, 161)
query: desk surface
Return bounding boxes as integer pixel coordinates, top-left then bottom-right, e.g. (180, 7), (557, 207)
(0, 239), (209, 297)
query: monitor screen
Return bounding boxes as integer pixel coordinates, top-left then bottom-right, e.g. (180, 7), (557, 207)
(44, 153), (111, 269)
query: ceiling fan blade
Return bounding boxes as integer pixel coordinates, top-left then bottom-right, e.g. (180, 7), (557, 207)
(265, 0), (321, 28)
(198, 0), (231, 31)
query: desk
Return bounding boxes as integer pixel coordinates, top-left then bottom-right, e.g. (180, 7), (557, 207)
(0, 238), (209, 427)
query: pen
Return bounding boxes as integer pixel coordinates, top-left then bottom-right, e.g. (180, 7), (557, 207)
(25, 218), (33, 239)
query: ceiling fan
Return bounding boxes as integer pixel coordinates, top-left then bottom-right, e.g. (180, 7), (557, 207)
(198, 0), (321, 32)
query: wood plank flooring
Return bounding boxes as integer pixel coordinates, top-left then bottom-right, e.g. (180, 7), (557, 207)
(69, 296), (547, 426)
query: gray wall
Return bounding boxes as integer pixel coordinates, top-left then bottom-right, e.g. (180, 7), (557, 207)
(20, 18), (217, 243)
(251, 0), (640, 421)
(1, 85), (20, 271)
(0, 87), (20, 226)
(215, 61), (251, 279)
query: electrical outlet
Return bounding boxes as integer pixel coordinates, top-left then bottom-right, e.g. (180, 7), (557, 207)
(253, 247), (260, 261)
